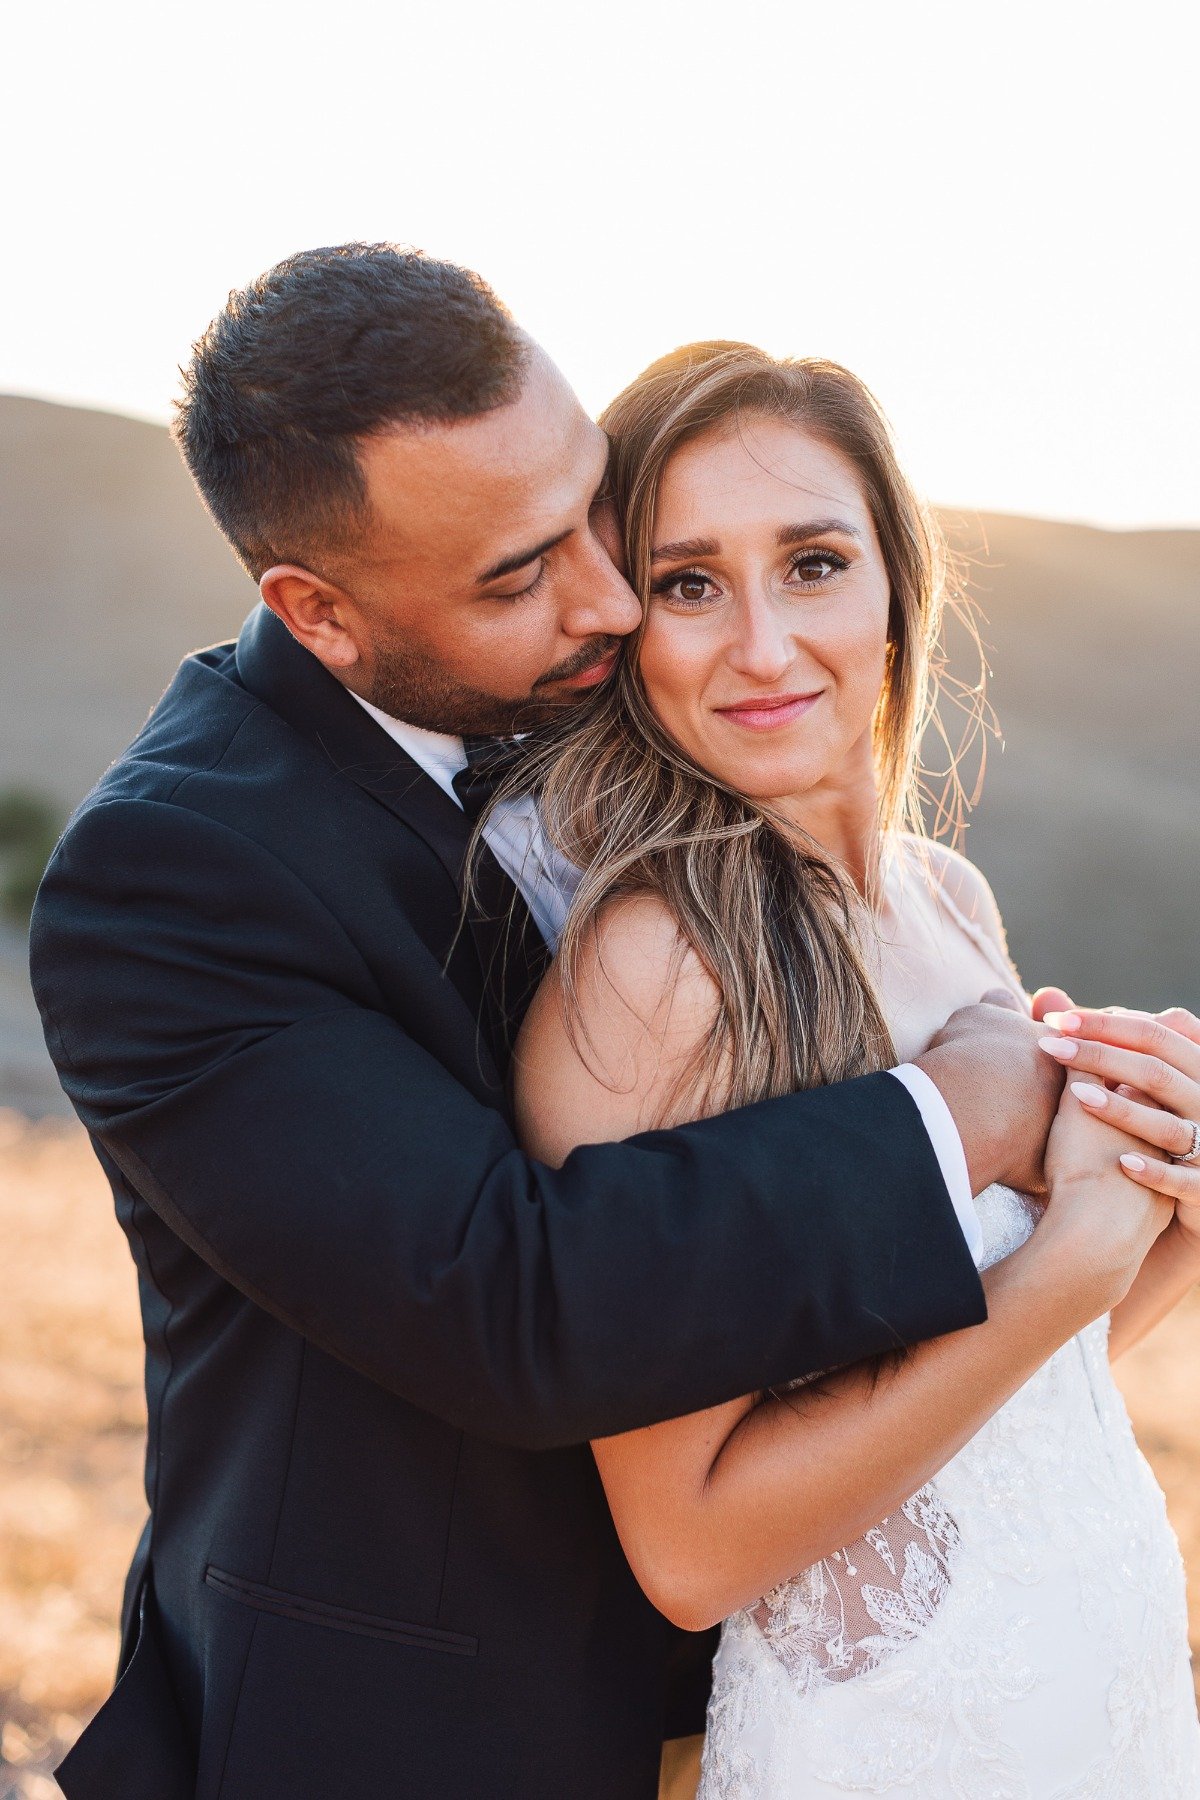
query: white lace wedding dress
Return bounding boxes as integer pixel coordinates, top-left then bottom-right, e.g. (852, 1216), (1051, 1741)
(698, 837), (1200, 1798)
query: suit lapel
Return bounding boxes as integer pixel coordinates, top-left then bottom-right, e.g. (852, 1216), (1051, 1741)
(465, 835), (551, 1064)
(234, 604), (547, 1068)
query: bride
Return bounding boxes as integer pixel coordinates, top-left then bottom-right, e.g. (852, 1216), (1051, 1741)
(503, 343), (1200, 1794)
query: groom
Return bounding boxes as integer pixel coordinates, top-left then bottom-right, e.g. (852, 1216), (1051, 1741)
(33, 244), (1092, 1799)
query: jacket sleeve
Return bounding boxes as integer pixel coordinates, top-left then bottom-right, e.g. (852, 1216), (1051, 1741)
(29, 795), (987, 1451)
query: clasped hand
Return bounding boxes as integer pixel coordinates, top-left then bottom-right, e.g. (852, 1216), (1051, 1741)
(1035, 991), (1200, 1263)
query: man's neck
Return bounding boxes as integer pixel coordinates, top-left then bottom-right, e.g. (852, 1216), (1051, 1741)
(351, 691), (463, 750)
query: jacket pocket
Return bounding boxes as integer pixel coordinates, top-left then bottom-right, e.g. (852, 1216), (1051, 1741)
(204, 1565), (478, 1655)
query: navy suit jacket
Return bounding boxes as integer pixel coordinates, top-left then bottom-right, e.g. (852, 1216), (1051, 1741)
(29, 605), (985, 1799)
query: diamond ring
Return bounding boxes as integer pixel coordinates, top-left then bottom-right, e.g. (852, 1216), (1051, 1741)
(1170, 1119), (1200, 1166)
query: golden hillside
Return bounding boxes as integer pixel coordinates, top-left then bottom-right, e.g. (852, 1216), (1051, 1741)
(939, 508), (1199, 1012)
(2, 392), (1195, 1022)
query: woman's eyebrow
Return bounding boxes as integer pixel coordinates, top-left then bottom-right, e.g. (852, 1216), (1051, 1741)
(652, 519), (864, 564)
(651, 536), (719, 563)
(777, 518), (863, 546)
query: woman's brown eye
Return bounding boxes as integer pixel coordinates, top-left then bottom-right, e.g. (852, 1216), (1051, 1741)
(679, 575), (708, 601)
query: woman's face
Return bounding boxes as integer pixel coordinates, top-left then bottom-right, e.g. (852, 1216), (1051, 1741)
(637, 416), (892, 811)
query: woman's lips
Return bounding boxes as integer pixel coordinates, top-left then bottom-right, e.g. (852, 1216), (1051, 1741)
(714, 691), (823, 730)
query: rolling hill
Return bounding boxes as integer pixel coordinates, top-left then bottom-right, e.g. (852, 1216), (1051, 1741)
(1, 394), (1197, 1112)
(0, 395), (253, 808)
(935, 508), (1199, 1013)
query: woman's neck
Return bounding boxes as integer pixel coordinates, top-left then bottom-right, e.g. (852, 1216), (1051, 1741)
(772, 765), (882, 900)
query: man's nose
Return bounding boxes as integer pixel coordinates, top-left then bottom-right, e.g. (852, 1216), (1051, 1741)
(561, 537), (642, 640)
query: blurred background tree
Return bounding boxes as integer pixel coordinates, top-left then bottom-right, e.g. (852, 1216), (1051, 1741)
(0, 790), (63, 927)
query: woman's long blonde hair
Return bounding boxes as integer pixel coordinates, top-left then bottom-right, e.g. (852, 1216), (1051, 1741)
(489, 342), (986, 1121)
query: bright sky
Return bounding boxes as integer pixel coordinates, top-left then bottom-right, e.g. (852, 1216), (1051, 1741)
(5, 0), (1197, 526)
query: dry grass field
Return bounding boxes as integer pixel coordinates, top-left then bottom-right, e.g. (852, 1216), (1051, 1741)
(0, 1115), (146, 1797)
(2, 1111), (1199, 1796)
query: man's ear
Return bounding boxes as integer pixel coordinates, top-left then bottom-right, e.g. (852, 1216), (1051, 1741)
(258, 565), (361, 673)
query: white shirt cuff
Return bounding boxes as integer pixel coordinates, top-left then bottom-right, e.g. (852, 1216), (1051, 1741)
(888, 1063), (984, 1269)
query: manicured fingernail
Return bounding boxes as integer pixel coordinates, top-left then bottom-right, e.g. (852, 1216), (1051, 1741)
(1039, 1034), (1078, 1060)
(1043, 1011), (1083, 1033)
(1120, 1154), (1147, 1173)
(1071, 1082), (1108, 1107)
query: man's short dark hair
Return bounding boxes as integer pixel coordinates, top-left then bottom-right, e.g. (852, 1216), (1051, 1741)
(173, 243), (528, 579)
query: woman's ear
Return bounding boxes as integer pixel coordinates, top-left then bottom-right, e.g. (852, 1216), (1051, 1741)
(259, 564), (362, 673)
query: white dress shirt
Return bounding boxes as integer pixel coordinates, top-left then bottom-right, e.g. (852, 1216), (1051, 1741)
(351, 694), (983, 1265)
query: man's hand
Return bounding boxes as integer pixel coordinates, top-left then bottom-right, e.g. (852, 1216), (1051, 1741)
(915, 1001), (1066, 1197)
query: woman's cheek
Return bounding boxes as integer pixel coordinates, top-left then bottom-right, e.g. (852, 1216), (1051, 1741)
(637, 624), (689, 740)
(642, 617), (702, 707)
(824, 618), (889, 741)
(844, 599), (891, 688)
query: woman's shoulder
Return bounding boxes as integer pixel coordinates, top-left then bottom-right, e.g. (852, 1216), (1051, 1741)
(514, 894), (722, 1160)
(534, 892), (718, 1035)
(892, 831), (1008, 950)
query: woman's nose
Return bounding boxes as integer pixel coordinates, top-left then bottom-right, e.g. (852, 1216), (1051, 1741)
(726, 593), (794, 683)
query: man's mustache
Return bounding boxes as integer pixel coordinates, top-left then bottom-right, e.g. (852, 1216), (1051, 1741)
(533, 636), (624, 690)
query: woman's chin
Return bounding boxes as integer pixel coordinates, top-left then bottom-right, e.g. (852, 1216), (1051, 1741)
(703, 762), (820, 809)
(662, 729), (825, 809)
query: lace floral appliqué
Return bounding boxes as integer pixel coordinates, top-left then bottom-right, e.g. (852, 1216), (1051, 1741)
(751, 1484), (960, 1688)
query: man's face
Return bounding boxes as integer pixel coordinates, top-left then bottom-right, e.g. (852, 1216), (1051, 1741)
(300, 348), (641, 736)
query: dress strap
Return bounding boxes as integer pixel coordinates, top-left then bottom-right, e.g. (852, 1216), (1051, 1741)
(935, 867), (1028, 1006)
(896, 835), (1029, 1010)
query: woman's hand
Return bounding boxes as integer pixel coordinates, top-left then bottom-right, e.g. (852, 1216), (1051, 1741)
(1041, 1077), (1175, 1308)
(1037, 1005), (1200, 1263)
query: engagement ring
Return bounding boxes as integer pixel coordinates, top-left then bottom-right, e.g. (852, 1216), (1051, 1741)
(1170, 1120), (1200, 1166)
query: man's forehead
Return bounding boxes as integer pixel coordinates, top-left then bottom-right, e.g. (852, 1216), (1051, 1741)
(356, 355), (604, 560)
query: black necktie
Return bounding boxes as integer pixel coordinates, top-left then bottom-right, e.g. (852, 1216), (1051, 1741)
(451, 735), (532, 823)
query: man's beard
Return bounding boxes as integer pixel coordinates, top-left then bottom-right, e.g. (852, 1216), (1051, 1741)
(360, 632), (620, 737)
